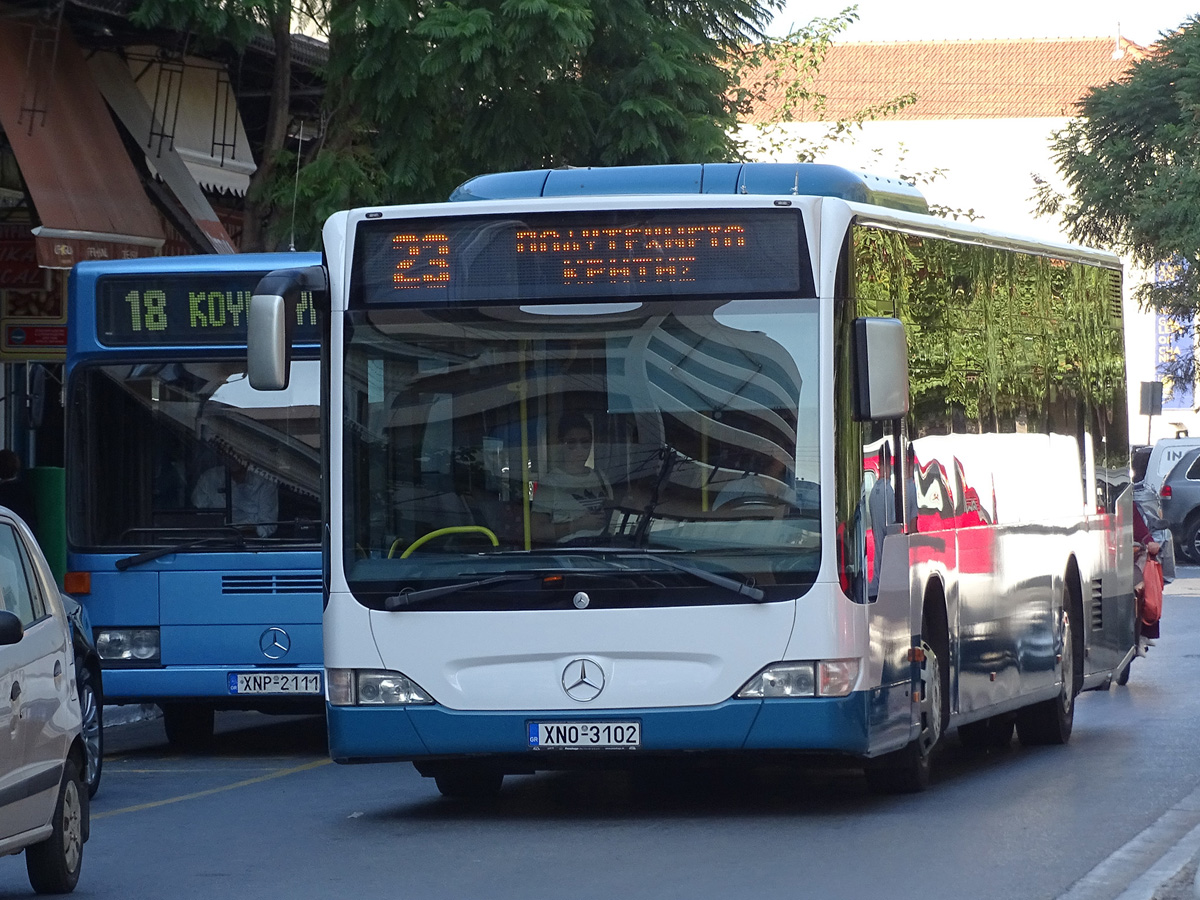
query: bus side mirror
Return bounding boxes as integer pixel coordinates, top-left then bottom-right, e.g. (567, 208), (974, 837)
(248, 293), (289, 390)
(248, 265), (328, 391)
(853, 317), (909, 421)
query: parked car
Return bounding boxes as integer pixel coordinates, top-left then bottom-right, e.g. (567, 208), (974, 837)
(1160, 446), (1200, 562)
(1143, 436), (1200, 492)
(1133, 476), (1177, 581)
(0, 510), (89, 893)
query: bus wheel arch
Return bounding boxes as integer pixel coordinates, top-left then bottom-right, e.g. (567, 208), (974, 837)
(1016, 562), (1080, 746)
(865, 581), (950, 794)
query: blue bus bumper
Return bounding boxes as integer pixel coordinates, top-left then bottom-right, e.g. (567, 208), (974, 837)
(327, 693), (873, 763)
(103, 666), (325, 705)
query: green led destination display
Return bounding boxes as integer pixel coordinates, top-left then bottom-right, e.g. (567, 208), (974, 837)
(96, 272), (320, 346)
(350, 208), (812, 305)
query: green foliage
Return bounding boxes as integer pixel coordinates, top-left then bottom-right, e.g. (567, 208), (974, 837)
(1041, 16), (1200, 387)
(854, 226), (1125, 458)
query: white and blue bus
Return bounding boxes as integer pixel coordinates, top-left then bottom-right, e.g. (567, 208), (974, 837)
(66, 253), (325, 747)
(249, 163), (1136, 794)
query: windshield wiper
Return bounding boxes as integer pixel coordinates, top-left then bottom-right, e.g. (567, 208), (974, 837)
(524, 548), (765, 601)
(115, 534), (247, 571)
(384, 573), (545, 610)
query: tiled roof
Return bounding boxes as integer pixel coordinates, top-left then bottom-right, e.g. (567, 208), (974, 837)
(741, 36), (1152, 124)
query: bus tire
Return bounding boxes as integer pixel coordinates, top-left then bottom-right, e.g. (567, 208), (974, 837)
(865, 611), (947, 794)
(432, 765), (504, 800)
(25, 759), (85, 894)
(162, 703), (215, 750)
(1017, 606), (1077, 746)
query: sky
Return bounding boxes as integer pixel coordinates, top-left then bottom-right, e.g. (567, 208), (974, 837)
(768, 0), (1200, 45)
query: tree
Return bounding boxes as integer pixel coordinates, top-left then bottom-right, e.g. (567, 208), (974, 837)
(1037, 17), (1200, 390)
(133, 0), (782, 250)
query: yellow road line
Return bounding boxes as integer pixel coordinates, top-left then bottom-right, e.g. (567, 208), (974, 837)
(93, 758), (332, 819)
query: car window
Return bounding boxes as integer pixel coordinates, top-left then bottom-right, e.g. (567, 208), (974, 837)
(1187, 457), (1200, 480)
(0, 523), (39, 626)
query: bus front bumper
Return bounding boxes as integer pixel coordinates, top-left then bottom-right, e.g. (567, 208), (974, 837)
(102, 665), (326, 706)
(327, 694), (874, 764)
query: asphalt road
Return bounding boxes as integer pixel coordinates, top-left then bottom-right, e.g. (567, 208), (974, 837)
(3, 572), (1199, 900)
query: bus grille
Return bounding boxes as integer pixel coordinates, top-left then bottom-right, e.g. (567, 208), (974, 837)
(221, 575), (323, 595)
(1089, 579), (1103, 630)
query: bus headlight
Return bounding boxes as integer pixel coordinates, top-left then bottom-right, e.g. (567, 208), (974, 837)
(95, 628), (160, 663)
(327, 668), (434, 706)
(736, 659), (861, 699)
(736, 662), (815, 698)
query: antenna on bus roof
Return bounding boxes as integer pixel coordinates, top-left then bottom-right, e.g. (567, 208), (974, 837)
(289, 122), (305, 252)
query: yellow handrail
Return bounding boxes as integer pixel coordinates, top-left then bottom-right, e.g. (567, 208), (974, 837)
(388, 526), (499, 559)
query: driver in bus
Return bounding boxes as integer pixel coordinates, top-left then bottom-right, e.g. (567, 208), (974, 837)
(531, 413), (612, 544)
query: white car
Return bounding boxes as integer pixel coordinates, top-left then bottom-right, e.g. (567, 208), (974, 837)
(0, 512), (88, 893)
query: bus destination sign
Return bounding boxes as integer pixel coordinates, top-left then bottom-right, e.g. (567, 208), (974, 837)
(96, 272), (320, 346)
(351, 208), (811, 305)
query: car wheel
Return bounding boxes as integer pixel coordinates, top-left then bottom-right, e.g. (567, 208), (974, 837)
(1184, 518), (1200, 563)
(76, 657), (103, 798)
(25, 759), (86, 894)
(162, 703), (215, 749)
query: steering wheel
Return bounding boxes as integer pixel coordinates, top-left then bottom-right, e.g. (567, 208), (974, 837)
(389, 526), (500, 558)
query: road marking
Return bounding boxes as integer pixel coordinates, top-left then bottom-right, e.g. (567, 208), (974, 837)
(93, 758), (332, 820)
(1058, 783), (1200, 900)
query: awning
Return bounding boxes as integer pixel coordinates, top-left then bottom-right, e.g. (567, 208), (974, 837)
(89, 51), (237, 254)
(0, 14), (164, 268)
(123, 48), (257, 196)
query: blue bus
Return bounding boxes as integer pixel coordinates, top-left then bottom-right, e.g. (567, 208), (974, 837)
(66, 253), (325, 747)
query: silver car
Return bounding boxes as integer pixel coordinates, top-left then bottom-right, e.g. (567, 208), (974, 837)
(0, 511), (89, 893)
(1159, 446), (1200, 563)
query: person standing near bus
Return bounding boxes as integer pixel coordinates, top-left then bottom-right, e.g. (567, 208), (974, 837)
(0, 449), (38, 532)
(531, 413), (612, 544)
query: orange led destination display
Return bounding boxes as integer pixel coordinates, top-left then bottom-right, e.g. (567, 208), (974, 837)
(352, 209), (809, 304)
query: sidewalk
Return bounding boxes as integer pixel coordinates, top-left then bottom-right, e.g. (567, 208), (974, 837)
(1059, 565), (1200, 900)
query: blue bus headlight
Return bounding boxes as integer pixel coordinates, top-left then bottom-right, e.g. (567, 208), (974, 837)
(95, 628), (160, 663)
(736, 660), (860, 699)
(328, 668), (434, 706)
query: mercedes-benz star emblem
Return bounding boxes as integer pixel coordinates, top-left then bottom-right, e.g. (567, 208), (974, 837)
(259, 627), (291, 660)
(573, 591), (590, 609)
(561, 658), (605, 702)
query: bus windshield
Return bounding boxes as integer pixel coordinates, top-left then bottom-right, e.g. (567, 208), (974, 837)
(69, 359), (321, 549)
(343, 297), (821, 604)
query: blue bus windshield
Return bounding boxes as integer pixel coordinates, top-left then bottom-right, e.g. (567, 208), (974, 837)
(68, 359), (321, 549)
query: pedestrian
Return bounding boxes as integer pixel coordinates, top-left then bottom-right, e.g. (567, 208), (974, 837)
(0, 449), (38, 532)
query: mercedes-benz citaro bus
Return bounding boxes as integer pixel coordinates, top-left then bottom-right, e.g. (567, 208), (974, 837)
(247, 163), (1136, 796)
(66, 252), (325, 748)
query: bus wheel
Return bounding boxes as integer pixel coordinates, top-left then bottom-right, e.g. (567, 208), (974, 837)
(162, 703), (215, 750)
(865, 636), (943, 794)
(431, 764), (504, 800)
(1017, 608), (1076, 745)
